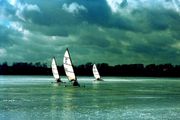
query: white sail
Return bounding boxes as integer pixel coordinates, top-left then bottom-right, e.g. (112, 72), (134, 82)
(92, 64), (101, 80)
(51, 57), (60, 80)
(63, 48), (76, 81)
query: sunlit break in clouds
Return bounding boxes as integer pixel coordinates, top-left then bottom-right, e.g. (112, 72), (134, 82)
(0, 0), (180, 65)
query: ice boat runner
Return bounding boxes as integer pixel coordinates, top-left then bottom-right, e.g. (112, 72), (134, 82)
(92, 64), (103, 81)
(63, 48), (80, 87)
(51, 57), (64, 83)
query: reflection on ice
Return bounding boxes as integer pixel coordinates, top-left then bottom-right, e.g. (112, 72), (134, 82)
(1, 76), (180, 120)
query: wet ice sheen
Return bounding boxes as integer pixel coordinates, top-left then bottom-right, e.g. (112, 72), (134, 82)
(0, 76), (180, 120)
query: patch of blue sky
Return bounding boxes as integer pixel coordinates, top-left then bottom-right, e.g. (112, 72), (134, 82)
(0, 19), (10, 28)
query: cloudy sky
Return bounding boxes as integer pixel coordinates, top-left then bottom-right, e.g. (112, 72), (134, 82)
(0, 0), (180, 66)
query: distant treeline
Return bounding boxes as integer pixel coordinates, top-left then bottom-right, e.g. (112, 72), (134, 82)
(0, 62), (180, 77)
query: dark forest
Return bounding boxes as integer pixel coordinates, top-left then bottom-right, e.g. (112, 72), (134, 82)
(0, 62), (180, 77)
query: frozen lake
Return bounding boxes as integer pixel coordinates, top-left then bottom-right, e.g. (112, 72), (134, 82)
(1, 76), (180, 120)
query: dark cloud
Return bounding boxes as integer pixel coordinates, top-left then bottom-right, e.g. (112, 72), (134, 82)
(0, 0), (180, 65)
(146, 9), (180, 31)
(80, 35), (110, 48)
(0, 26), (10, 47)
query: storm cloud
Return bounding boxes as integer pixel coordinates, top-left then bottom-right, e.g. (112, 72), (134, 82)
(0, 0), (180, 65)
